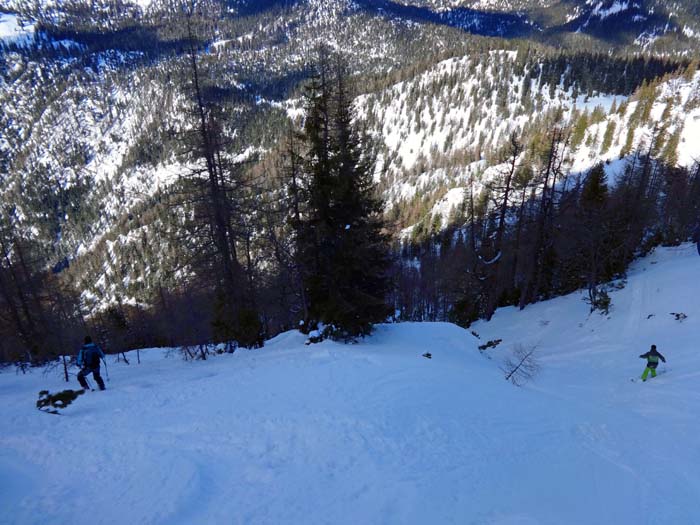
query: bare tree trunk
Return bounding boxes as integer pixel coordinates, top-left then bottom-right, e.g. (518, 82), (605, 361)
(520, 128), (566, 309)
(62, 355), (69, 383)
(511, 187), (528, 290)
(185, 7), (241, 305)
(494, 134), (522, 254)
(0, 238), (39, 362)
(485, 134), (522, 319)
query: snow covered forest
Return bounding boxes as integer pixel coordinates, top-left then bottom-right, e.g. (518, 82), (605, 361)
(1, 1), (699, 363)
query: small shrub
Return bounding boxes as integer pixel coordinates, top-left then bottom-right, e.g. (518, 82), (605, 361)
(586, 288), (612, 315)
(36, 389), (85, 415)
(670, 312), (687, 322)
(478, 339), (502, 351)
(501, 344), (539, 387)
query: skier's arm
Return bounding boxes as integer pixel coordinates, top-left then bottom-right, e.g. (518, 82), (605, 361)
(639, 352), (648, 358)
(659, 353), (666, 363)
(97, 345), (106, 360)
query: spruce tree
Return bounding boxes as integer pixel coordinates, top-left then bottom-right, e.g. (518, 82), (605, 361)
(578, 163), (611, 312)
(601, 120), (616, 153)
(295, 51), (392, 340)
(570, 111), (589, 150)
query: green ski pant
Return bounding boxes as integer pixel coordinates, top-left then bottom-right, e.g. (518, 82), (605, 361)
(641, 367), (657, 381)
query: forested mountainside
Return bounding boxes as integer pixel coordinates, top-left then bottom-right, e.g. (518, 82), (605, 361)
(1, 0), (699, 363)
(359, 52), (700, 233)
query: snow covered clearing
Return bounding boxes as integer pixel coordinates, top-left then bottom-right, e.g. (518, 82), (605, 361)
(590, 1), (631, 20)
(1, 244), (699, 524)
(133, 0), (154, 11)
(0, 13), (35, 45)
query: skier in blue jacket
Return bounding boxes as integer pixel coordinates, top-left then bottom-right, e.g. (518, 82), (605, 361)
(77, 336), (106, 391)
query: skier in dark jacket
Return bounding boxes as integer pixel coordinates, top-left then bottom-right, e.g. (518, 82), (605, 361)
(639, 344), (666, 382)
(693, 222), (700, 256)
(77, 336), (106, 391)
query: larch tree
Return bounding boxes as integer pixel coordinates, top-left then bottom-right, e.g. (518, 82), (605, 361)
(174, 0), (263, 348)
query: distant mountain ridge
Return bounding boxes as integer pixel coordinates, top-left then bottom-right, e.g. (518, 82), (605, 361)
(3, 0), (700, 49)
(361, 0), (700, 48)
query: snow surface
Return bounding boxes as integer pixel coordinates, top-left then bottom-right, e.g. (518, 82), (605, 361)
(0, 13), (35, 45)
(1, 244), (700, 524)
(133, 0), (153, 10)
(590, 1), (630, 20)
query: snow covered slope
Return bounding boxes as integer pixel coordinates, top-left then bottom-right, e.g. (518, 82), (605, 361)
(0, 13), (35, 45)
(570, 70), (700, 177)
(362, 58), (699, 233)
(1, 243), (699, 524)
(359, 52), (621, 181)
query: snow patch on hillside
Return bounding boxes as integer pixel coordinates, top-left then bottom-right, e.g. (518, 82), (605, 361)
(429, 186), (467, 226)
(132, 0), (153, 10)
(0, 13), (35, 45)
(589, 0), (631, 20)
(683, 26), (700, 39)
(634, 29), (662, 48)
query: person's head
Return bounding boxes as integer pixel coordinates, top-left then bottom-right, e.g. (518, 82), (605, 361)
(651, 344), (657, 351)
(84, 336), (93, 345)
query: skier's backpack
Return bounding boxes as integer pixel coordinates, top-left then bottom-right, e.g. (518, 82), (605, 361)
(85, 345), (101, 368)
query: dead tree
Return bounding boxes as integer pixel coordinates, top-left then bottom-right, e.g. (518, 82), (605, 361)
(484, 132), (523, 319)
(501, 344), (539, 386)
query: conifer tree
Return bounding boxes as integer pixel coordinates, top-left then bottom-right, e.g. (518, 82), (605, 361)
(601, 120), (616, 153)
(661, 128), (681, 167)
(294, 51), (392, 339)
(570, 111), (589, 150)
(578, 163), (611, 311)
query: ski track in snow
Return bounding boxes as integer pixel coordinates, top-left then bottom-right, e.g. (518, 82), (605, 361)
(1, 245), (700, 524)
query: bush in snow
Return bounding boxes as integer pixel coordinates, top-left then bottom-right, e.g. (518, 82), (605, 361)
(180, 344), (210, 361)
(478, 338), (502, 351)
(306, 330), (324, 345)
(501, 344), (539, 387)
(36, 389), (85, 415)
(304, 323), (362, 345)
(670, 312), (688, 322)
(585, 288), (612, 315)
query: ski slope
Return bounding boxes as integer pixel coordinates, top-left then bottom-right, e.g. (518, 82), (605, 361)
(1, 244), (699, 525)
